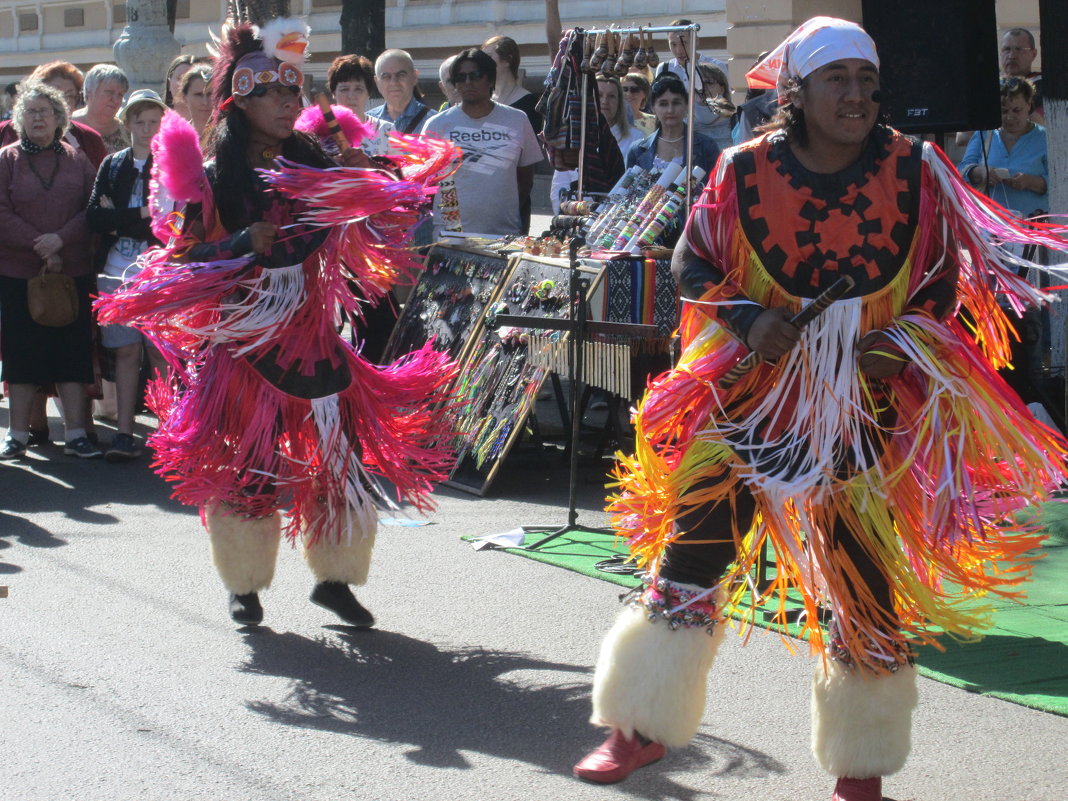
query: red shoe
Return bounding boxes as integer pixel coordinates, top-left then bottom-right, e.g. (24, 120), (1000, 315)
(833, 777), (883, 801)
(573, 729), (666, 784)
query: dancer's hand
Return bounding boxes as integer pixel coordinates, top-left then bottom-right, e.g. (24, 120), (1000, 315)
(746, 307), (801, 360)
(857, 330), (907, 378)
(339, 147), (371, 169)
(248, 222), (278, 255)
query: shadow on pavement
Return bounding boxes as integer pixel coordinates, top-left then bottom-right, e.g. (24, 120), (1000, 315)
(239, 628), (784, 800)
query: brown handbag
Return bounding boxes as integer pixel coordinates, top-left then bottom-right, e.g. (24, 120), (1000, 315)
(27, 264), (78, 327)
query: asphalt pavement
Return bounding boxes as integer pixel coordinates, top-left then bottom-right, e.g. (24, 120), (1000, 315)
(2, 399), (1067, 801)
(3, 215), (1067, 800)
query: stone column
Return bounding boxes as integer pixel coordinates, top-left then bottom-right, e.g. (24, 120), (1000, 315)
(113, 0), (181, 94)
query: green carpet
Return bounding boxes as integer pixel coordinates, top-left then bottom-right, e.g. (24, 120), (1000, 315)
(472, 506), (1068, 717)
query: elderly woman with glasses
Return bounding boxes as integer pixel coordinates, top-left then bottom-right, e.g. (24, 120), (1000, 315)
(0, 82), (98, 459)
(0, 62), (107, 168)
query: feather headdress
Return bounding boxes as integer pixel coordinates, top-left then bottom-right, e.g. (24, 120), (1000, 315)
(259, 17), (310, 66)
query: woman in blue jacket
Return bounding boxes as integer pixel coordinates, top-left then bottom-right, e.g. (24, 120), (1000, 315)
(959, 77), (1047, 218)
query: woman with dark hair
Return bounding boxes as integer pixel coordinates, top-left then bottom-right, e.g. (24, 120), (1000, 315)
(0, 83), (98, 459)
(164, 54), (197, 112)
(177, 65), (213, 140)
(959, 77), (1047, 217)
(326, 53), (392, 156)
(626, 75), (720, 178)
(97, 20), (457, 627)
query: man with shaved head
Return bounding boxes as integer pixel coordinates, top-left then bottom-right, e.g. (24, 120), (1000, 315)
(368, 48), (430, 133)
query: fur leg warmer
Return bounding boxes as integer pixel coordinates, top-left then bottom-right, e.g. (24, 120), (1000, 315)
(590, 584), (727, 748)
(303, 521), (377, 585)
(812, 659), (918, 779)
(205, 504), (282, 595)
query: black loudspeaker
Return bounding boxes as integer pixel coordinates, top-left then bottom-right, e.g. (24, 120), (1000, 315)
(862, 0), (1001, 133)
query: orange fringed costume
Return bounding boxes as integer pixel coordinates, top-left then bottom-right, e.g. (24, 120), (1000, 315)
(608, 126), (1068, 669)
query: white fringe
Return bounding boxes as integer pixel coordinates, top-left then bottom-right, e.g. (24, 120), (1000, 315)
(178, 263), (308, 355)
(309, 395), (396, 547)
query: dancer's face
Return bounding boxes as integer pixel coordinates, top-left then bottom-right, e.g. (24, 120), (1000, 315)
(794, 59), (880, 152)
(237, 84), (300, 142)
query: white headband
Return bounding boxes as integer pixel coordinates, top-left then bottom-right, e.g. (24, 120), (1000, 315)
(746, 16), (879, 102)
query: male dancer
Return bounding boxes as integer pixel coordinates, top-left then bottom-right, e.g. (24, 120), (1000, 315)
(574, 17), (1068, 801)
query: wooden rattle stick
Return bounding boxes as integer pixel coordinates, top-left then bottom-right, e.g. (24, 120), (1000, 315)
(717, 274), (856, 390)
(315, 92), (352, 154)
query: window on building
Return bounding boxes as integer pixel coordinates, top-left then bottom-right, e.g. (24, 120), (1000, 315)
(64, 8), (85, 27)
(175, 0), (190, 19)
(114, 4), (126, 25)
(18, 13), (38, 32)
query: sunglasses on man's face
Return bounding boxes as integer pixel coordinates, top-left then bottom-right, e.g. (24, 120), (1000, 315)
(622, 85), (643, 93)
(454, 70), (485, 84)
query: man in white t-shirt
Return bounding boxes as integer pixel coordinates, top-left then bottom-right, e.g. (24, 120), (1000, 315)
(421, 47), (542, 237)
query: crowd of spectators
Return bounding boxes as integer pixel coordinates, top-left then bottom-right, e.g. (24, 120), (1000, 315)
(0, 19), (1056, 463)
(0, 56), (211, 463)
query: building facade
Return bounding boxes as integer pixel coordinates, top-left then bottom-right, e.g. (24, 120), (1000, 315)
(0, 1), (729, 92)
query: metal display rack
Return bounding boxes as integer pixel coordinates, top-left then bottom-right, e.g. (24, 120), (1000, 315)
(575, 23), (701, 213)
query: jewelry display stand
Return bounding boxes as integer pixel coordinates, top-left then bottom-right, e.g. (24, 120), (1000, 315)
(489, 238), (656, 550)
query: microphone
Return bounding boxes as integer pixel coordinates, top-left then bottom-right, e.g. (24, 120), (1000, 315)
(871, 89), (885, 104)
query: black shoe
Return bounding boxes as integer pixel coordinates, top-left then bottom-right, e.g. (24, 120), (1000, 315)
(229, 592), (263, 625)
(64, 436), (103, 459)
(310, 581), (375, 628)
(0, 436), (28, 460)
(105, 433), (142, 463)
(27, 427), (51, 447)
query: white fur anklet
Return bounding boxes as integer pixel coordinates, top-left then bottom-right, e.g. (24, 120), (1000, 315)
(205, 503), (281, 594)
(591, 581), (727, 748)
(812, 659), (918, 779)
(303, 521), (377, 585)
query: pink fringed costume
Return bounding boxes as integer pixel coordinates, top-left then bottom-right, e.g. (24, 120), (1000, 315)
(96, 110), (460, 556)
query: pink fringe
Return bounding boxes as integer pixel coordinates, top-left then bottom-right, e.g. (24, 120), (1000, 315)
(149, 111), (213, 241)
(149, 341), (457, 539)
(294, 103), (376, 147)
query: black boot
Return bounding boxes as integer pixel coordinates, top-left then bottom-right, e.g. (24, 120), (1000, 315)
(229, 592), (263, 625)
(310, 581), (374, 628)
